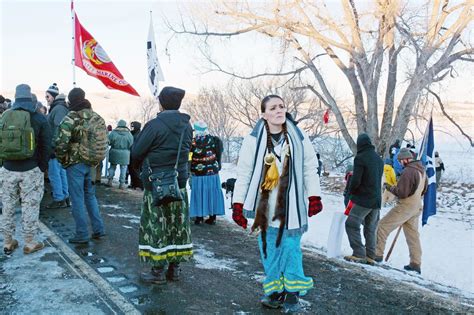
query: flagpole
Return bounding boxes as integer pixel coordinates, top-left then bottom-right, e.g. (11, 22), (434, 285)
(71, 0), (76, 87)
(149, 10), (158, 94)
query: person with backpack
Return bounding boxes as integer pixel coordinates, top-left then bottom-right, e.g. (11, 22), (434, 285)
(189, 121), (225, 225)
(46, 88), (70, 209)
(0, 84), (52, 255)
(54, 87), (106, 244)
(106, 119), (134, 189)
(131, 86), (193, 285)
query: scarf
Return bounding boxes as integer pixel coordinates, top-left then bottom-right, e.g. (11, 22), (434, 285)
(243, 118), (307, 237)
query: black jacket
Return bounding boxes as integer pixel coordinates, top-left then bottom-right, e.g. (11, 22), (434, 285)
(348, 133), (384, 209)
(131, 110), (193, 188)
(3, 99), (52, 172)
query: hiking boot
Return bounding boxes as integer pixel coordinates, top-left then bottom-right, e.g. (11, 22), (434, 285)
(261, 292), (285, 309)
(46, 200), (67, 209)
(366, 257), (376, 266)
(91, 232), (106, 240)
(283, 292), (301, 313)
(204, 215), (216, 225)
(344, 255), (367, 264)
(404, 263), (421, 274)
(141, 266), (167, 285)
(374, 255), (383, 263)
(68, 236), (89, 244)
(64, 197), (71, 207)
(166, 263), (181, 281)
(194, 217), (203, 225)
(23, 241), (45, 254)
(3, 239), (19, 255)
(105, 179), (113, 187)
(118, 183), (126, 190)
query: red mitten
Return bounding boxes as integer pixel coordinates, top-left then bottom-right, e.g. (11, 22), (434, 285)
(308, 196), (323, 217)
(344, 200), (354, 216)
(232, 203), (247, 229)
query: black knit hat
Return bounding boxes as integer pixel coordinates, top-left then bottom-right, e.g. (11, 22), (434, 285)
(68, 87), (86, 106)
(0, 95), (5, 103)
(158, 86), (185, 110)
(46, 83), (59, 98)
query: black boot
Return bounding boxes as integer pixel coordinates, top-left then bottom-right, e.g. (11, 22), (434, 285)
(141, 266), (167, 285)
(283, 292), (301, 313)
(204, 215), (216, 225)
(260, 291), (285, 309)
(194, 217), (203, 225)
(166, 263), (181, 281)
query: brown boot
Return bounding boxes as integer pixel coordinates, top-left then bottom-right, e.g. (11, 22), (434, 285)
(3, 238), (19, 255)
(23, 236), (45, 254)
(166, 263), (181, 281)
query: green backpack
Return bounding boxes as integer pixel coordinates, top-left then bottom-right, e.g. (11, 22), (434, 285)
(0, 109), (36, 160)
(75, 110), (107, 166)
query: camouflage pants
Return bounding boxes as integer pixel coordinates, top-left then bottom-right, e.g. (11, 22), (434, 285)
(138, 189), (193, 267)
(0, 167), (44, 241)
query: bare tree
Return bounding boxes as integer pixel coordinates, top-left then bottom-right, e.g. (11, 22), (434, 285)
(139, 96), (160, 124)
(184, 87), (238, 162)
(169, 0), (473, 156)
(226, 78), (332, 140)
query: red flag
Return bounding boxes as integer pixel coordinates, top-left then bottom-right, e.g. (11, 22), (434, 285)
(323, 109), (330, 124)
(73, 13), (139, 96)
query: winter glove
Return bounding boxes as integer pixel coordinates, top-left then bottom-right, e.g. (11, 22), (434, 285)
(232, 203), (247, 229)
(344, 200), (354, 216)
(383, 183), (392, 191)
(308, 196), (323, 217)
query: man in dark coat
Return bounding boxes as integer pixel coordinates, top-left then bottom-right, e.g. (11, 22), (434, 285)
(131, 86), (193, 285)
(344, 133), (384, 265)
(128, 121), (142, 189)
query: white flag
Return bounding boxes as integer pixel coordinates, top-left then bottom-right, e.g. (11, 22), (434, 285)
(147, 16), (164, 98)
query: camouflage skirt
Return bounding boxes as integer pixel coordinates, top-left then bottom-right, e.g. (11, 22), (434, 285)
(138, 189), (193, 267)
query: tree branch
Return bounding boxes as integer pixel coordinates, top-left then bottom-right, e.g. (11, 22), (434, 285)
(426, 88), (473, 147)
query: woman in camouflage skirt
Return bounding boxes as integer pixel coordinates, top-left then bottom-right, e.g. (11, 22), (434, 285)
(131, 87), (193, 284)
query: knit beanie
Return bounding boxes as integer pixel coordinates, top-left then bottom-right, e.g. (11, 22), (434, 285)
(0, 95), (5, 103)
(158, 86), (185, 110)
(68, 87), (86, 106)
(46, 83), (59, 98)
(194, 121), (208, 136)
(397, 148), (413, 160)
(15, 84), (32, 100)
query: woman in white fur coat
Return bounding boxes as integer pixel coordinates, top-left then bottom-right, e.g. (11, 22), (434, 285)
(232, 95), (323, 312)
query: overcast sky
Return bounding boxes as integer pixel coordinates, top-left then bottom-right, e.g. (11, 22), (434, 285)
(1, 0), (472, 105)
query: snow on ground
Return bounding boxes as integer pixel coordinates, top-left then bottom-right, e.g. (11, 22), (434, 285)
(218, 162), (474, 298)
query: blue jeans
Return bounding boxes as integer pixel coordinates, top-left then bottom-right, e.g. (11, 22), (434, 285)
(108, 164), (127, 184)
(48, 158), (69, 201)
(66, 163), (105, 239)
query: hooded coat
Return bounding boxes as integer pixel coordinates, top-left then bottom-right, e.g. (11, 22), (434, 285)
(108, 120), (134, 165)
(347, 133), (384, 209)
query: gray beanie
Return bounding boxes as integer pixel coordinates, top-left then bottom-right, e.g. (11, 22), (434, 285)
(397, 147), (413, 160)
(15, 84), (32, 100)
